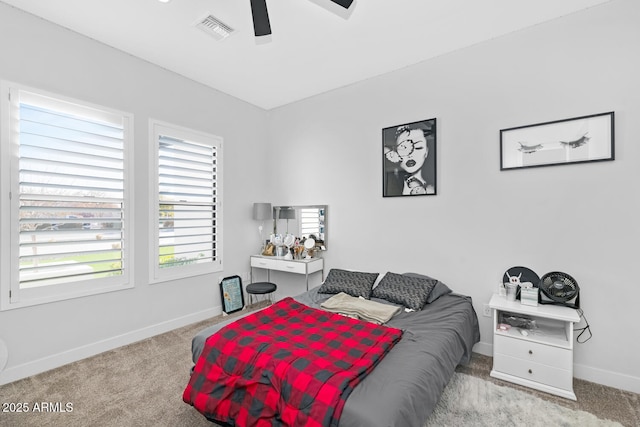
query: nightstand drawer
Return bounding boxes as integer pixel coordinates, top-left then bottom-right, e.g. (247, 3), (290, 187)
(494, 335), (572, 370)
(493, 353), (573, 391)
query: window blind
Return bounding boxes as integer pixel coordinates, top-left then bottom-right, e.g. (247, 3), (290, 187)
(158, 135), (218, 269)
(300, 208), (321, 239)
(18, 102), (125, 288)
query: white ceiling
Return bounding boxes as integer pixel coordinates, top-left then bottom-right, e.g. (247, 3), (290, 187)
(2, 0), (611, 110)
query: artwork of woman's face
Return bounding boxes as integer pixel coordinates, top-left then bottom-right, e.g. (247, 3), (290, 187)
(395, 128), (428, 174)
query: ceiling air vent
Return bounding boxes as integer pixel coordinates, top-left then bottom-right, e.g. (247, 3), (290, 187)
(194, 13), (235, 41)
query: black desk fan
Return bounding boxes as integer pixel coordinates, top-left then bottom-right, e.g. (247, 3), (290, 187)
(539, 271), (591, 342)
(539, 271), (580, 309)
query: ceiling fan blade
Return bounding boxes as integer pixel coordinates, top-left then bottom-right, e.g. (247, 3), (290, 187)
(329, 0), (354, 8)
(250, 0), (271, 36)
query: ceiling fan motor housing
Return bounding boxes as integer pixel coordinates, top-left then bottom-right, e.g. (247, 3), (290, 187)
(250, 0), (355, 37)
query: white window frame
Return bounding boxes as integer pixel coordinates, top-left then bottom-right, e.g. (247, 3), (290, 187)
(0, 81), (134, 311)
(148, 119), (223, 284)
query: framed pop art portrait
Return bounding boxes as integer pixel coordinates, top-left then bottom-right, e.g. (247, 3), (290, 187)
(500, 112), (614, 170)
(382, 118), (437, 197)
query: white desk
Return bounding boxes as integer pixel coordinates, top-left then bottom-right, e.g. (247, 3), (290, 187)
(250, 255), (324, 291)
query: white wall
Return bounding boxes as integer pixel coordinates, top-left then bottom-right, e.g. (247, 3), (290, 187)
(0, 3), (271, 384)
(1, 0), (639, 395)
(266, 0), (640, 393)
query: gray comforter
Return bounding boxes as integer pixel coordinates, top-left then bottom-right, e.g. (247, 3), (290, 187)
(191, 286), (480, 427)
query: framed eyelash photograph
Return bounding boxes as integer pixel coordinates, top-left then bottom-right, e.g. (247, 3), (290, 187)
(500, 111), (614, 171)
(382, 118), (437, 197)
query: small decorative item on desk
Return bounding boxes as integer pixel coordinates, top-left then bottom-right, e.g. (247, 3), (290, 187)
(504, 266), (540, 303)
(496, 282), (507, 297)
(262, 243), (275, 256)
(504, 270), (521, 301)
(283, 234), (295, 260)
(303, 237), (316, 259)
(520, 283), (539, 306)
(293, 243), (304, 260)
(270, 234), (286, 257)
(504, 283), (517, 301)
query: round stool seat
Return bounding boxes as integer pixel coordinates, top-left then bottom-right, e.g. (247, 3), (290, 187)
(246, 282), (277, 306)
(246, 282), (277, 294)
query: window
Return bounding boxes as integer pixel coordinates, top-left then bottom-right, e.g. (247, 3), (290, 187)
(149, 120), (222, 283)
(300, 207), (324, 241)
(0, 82), (133, 310)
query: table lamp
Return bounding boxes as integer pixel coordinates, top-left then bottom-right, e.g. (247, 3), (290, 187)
(253, 202), (272, 253)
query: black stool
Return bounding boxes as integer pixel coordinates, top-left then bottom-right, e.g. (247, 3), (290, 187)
(246, 282), (277, 305)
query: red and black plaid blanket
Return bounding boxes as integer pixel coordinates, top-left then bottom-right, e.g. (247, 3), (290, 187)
(183, 297), (402, 427)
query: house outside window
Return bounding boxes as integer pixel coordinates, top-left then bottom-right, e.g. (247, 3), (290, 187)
(149, 120), (223, 283)
(0, 81), (133, 310)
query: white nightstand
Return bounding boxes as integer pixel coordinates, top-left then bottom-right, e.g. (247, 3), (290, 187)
(489, 294), (580, 400)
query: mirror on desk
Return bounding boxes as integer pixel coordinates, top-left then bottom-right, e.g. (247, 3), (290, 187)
(273, 205), (327, 250)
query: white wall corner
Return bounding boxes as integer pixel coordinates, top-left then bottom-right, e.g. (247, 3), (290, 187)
(472, 341), (493, 358)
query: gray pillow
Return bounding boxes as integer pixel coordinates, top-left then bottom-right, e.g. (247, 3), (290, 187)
(371, 272), (437, 311)
(403, 272), (452, 303)
(317, 269), (379, 299)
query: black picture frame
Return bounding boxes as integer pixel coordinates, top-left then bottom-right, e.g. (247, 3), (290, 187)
(220, 275), (245, 314)
(382, 118), (437, 197)
(500, 112), (614, 171)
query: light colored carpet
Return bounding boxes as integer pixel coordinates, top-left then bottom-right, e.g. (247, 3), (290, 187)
(426, 372), (622, 427)
(0, 305), (637, 426)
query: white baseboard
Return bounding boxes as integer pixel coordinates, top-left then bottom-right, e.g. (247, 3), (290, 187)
(0, 305), (221, 386)
(472, 340), (492, 357)
(474, 341), (640, 395)
(574, 363), (640, 395)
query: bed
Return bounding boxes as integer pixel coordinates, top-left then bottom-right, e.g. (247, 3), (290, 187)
(185, 271), (480, 427)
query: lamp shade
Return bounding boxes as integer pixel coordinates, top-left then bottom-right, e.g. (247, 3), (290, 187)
(277, 207), (296, 220)
(253, 203), (272, 221)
